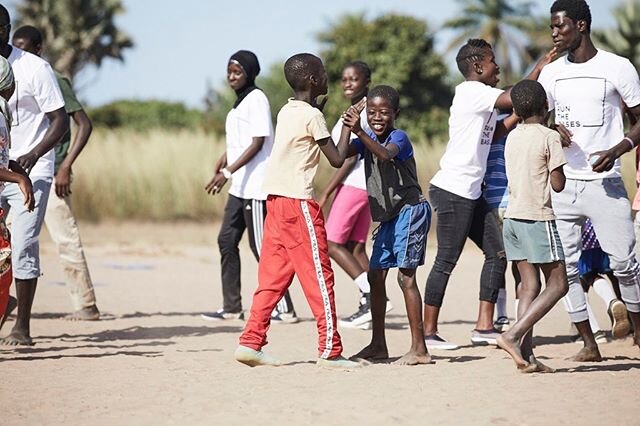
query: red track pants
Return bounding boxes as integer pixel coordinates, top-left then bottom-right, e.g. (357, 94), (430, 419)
(239, 195), (343, 359)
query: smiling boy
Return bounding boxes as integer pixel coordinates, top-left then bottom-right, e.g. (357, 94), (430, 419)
(342, 85), (432, 365)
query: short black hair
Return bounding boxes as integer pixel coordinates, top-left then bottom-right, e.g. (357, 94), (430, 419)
(511, 80), (547, 120)
(13, 25), (43, 46)
(368, 85), (399, 110)
(551, 0), (592, 32)
(456, 38), (492, 77)
(0, 5), (9, 24)
(284, 53), (323, 91)
(345, 61), (371, 82)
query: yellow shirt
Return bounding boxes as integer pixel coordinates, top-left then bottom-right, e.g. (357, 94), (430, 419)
(263, 99), (331, 199)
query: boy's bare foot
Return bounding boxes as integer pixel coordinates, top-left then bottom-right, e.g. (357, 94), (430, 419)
(497, 333), (528, 369)
(65, 305), (100, 321)
(234, 345), (281, 367)
(0, 329), (34, 346)
(0, 295), (17, 330)
(392, 351), (433, 366)
(568, 346), (602, 362)
(351, 343), (388, 361)
(520, 356), (556, 374)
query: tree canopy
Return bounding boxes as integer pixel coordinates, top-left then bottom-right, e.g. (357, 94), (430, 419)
(16, 0), (134, 79)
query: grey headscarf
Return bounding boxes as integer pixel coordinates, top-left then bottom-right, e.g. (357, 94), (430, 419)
(0, 55), (14, 127)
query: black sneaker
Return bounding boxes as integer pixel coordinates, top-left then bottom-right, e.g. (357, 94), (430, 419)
(201, 309), (244, 321)
(270, 309), (299, 324)
(339, 295), (372, 330)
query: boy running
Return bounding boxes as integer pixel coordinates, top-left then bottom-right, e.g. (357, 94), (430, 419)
(235, 53), (360, 369)
(497, 80), (569, 373)
(344, 85), (432, 365)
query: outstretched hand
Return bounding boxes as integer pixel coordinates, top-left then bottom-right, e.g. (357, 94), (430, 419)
(342, 108), (362, 134)
(538, 46), (558, 68)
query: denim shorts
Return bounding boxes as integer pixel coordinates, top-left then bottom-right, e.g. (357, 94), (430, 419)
(0, 178), (52, 279)
(370, 201), (431, 270)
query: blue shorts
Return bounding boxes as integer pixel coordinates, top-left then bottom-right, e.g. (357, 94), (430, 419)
(370, 201), (431, 270)
(578, 248), (611, 277)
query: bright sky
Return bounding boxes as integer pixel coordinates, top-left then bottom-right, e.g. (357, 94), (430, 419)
(5, 0), (619, 108)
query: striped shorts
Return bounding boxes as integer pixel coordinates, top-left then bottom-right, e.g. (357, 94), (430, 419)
(503, 218), (564, 264)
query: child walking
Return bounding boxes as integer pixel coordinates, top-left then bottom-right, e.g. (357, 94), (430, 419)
(0, 56), (35, 330)
(202, 50), (296, 323)
(235, 53), (360, 369)
(344, 85), (432, 365)
(497, 80), (568, 373)
(318, 61), (387, 329)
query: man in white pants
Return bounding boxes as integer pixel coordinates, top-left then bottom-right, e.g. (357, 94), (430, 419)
(13, 26), (99, 321)
(539, 0), (640, 361)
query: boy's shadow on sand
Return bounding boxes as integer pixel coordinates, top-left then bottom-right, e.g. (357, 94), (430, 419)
(40, 325), (242, 342)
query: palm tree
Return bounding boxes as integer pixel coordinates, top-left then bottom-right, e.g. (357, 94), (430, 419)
(444, 0), (541, 84)
(16, 0), (134, 80)
(594, 0), (640, 70)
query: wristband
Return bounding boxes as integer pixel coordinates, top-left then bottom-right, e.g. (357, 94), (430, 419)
(221, 167), (232, 179)
(623, 136), (635, 150)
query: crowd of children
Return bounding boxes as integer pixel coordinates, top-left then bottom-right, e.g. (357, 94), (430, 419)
(1, 0), (639, 373)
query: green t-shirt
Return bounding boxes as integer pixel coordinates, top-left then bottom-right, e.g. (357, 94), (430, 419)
(54, 72), (83, 174)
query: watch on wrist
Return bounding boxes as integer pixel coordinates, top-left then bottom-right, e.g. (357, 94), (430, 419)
(221, 167), (232, 179)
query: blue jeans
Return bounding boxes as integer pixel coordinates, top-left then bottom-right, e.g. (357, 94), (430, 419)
(424, 185), (506, 307)
(0, 178), (52, 279)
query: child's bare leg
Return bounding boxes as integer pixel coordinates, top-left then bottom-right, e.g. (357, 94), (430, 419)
(394, 268), (432, 365)
(351, 242), (370, 272)
(328, 241), (365, 279)
(352, 268), (388, 360)
(497, 261), (540, 369)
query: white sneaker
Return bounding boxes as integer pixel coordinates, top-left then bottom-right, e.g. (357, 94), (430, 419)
(424, 334), (459, 350)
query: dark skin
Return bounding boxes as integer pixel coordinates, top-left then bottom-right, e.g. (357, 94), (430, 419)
(422, 46), (558, 338)
(495, 111), (571, 372)
(12, 35), (99, 321)
(548, 10), (640, 352)
(0, 16), (70, 345)
(344, 96), (432, 365)
(318, 65), (371, 281)
(205, 62), (266, 195)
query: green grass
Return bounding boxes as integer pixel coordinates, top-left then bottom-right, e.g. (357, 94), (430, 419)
(71, 129), (637, 222)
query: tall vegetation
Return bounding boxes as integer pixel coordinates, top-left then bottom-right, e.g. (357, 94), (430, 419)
(594, 0), (640, 70)
(319, 14), (452, 141)
(443, 0), (541, 83)
(16, 0), (133, 79)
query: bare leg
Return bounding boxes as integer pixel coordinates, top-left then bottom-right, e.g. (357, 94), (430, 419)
(351, 242), (370, 273)
(352, 268), (389, 360)
(497, 261), (539, 369)
(1, 278), (37, 346)
(328, 241), (365, 280)
(393, 268), (432, 365)
(423, 304), (440, 336)
(476, 301), (496, 331)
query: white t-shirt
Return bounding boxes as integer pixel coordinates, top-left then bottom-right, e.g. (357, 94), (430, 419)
(330, 108), (370, 191)
(225, 89), (274, 200)
(538, 50), (640, 180)
(431, 81), (503, 200)
(7, 47), (65, 179)
(0, 114), (10, 193)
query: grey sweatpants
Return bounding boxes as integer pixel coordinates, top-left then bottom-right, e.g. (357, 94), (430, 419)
(552, 178), (640, 323)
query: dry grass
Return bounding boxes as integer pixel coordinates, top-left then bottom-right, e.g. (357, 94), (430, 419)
(71, 129), (636, 222)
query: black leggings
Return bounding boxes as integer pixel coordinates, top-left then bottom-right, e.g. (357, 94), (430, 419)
(424, 185), (506, 307)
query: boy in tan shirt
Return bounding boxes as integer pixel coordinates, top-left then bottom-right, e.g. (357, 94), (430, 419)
(496, 80), (569, 373)
(235, 53), (362, 369)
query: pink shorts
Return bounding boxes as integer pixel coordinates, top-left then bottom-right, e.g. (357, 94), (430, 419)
(325, 184), (372, 244)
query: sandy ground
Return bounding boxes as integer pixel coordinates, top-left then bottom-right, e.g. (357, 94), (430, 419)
(1, 221), (639, 425)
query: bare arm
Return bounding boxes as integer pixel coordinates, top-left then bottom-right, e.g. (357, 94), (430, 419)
(550, 165), (566, 193)
(492, 114), (519, 142)
(55, 109), (92, 197)
(591, 104), (640, 172)
(318, 124), (352, 168)
(342, 108), (399, 161)
(0, 165), (34, 211)
(205, 137), (266, 195)
(318, 155), (357, 208)
(494, 47), (558, 111)
(17, 107), (69, 174)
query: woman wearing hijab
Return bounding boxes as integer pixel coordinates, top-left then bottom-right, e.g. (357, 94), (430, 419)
(0, 56), (34, 330)
(202, 50), (297, 323)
